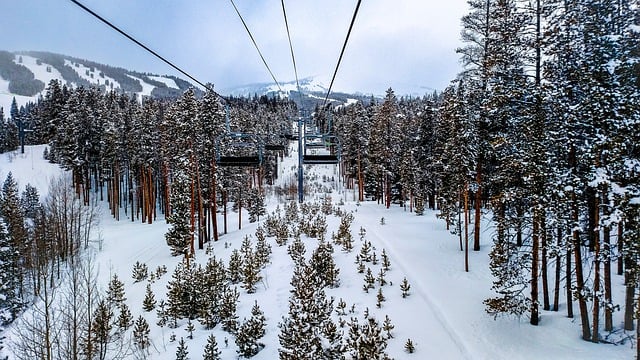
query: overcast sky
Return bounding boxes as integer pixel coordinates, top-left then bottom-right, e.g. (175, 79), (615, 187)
(2, 0), (469, 96)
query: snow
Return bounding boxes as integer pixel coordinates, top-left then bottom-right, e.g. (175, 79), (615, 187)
(0, 144), (635, 359)
(149, 75), (180, 89)
(127, 74), (154, 97)
(64, 59), (121, 89)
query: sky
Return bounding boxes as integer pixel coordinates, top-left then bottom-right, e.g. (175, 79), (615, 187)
(2, 0), (469, 96)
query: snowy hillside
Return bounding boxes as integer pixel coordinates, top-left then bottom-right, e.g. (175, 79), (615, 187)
(224, 76), (373, 109)
(0, 51), (192, 113)
(0, 145), (633, 359)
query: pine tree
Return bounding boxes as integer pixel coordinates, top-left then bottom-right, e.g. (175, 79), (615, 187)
(106, 274), (126, 306)
(142, 284), (156, 311)
(185, 319), (195, 339)
(235, 301), (266, 358)
(279, 262), (337, 359)
(348, 317), (390, 360)
(165, 166), (192, 257)
(400, 277), (411, 298)
(0, 221), (20, 324)
(90, 299), (113, 360)
(228, 249), (243, 284)
(382, 315), (394, 339)
(404, 338), (415, 354)
(133, 315), (151, 350)
(117, 303), (133, 331)
(220, 286), (239, 334)
(203, 334), (222, 360)
(132, 261), (149, 283)
(242, 251), (262, 294)
(175, 337), (189, 360)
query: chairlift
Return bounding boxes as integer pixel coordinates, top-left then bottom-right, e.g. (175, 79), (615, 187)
(215, 132), (263, 167)
(302, 134), (341, 165)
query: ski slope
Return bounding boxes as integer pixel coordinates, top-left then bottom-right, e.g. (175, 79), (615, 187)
(0, 144), (634, 359)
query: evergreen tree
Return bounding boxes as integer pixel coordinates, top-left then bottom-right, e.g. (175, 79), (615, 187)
(133, 315), (151, 350)
(117, 302), (133, 331)
(235, 301), (266, 358)
(90, 299), (113, 360)
(142, 283), (156, 311)
(203, 334), (222, 360)
(0, 220), (20, 324)
(165, 166), (192, 257)
(106, 274), (126, 306)
(175, 337), (189, 360)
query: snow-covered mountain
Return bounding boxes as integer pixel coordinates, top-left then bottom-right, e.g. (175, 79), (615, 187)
(0, 51), (197, 113)
(0, 51), (373, 115)
(224, 76), (375, 109)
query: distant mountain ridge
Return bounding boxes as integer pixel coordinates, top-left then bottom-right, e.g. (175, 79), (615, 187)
(0, 50), (373, 113)
(0, 50), (198, 112)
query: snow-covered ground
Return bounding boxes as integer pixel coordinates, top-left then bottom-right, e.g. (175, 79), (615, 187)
(0, 144), (634, 359)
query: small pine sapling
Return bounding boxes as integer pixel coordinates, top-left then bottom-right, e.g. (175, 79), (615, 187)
(156, 299), (168, 327)
(383, 315), (394, 339)
(203, 334), (222, 360)
(175, 337), (189, 360)
(360, 240), (373, 262)
(357, 260), (365, 274)
(400, 277), (411, 298)
(359, 226), (366, 241)
(117, 303), (133, 331)
(405, 338), (416, 353)
(142, 284), (156, 311)
(380, 217), (385, 225)
(363, 268), (375, 292)
(132, 316), (151, 350)
(381, 249), (391, 271)
(376, 288), (386, 308)
(186, 319), (195, 339)
(106, 274), (126, 305)
(371, 251), (378, 265)
(336, 298), (347, 316)
(377, 268), (387, 286)
(169, 332), (176, 342)
(132, 261), (149, 282)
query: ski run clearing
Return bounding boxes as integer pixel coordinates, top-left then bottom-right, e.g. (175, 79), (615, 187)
(0, 144), (634, 359)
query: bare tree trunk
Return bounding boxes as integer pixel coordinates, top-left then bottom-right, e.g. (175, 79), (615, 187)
(531, 208), (540, 325)
(572, 188), (591, 340)
(474, 161), (482, 251)
(553, 227), (561, 311)
(464, 184), (469, 272)
(541, 213), (550, 311)
(591, 194), (600, 343)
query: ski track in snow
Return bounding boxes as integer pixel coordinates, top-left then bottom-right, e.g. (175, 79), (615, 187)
(353, 205), (474, 360)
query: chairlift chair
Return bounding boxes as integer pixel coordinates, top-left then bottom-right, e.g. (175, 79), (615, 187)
(302, 134), (341, 165)
(215, 132), (263, 167)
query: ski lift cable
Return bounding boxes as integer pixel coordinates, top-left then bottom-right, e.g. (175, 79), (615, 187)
(280, 0), (303, 105)
(322, 0), (362, 107)
(229, 0), (284, 93)
(68, 0), (223, 99)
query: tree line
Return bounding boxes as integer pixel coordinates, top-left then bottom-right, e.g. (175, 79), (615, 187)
(329, 0), (640, 349)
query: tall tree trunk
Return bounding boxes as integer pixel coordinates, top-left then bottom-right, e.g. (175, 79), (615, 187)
(212, 160), (219, 242)
(531, 208), (540, 325)
(572, 189), (591, 340)
(553, 227), (561, 311)
(464, 184), (469, 272)
(602, 190), (612, 331)
(591, 194), (600, 343)
(541, 213), (550, 311)
(474, 161), (482, 251)
(618, 222), (624, 275)
(624, 253), (635, 331)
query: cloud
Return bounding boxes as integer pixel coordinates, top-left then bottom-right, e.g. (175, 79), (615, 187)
(1, 0), (469, 95)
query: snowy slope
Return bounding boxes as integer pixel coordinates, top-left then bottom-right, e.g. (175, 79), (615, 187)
(0, 144), (634, 359)
(0, 52), (188, 113)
